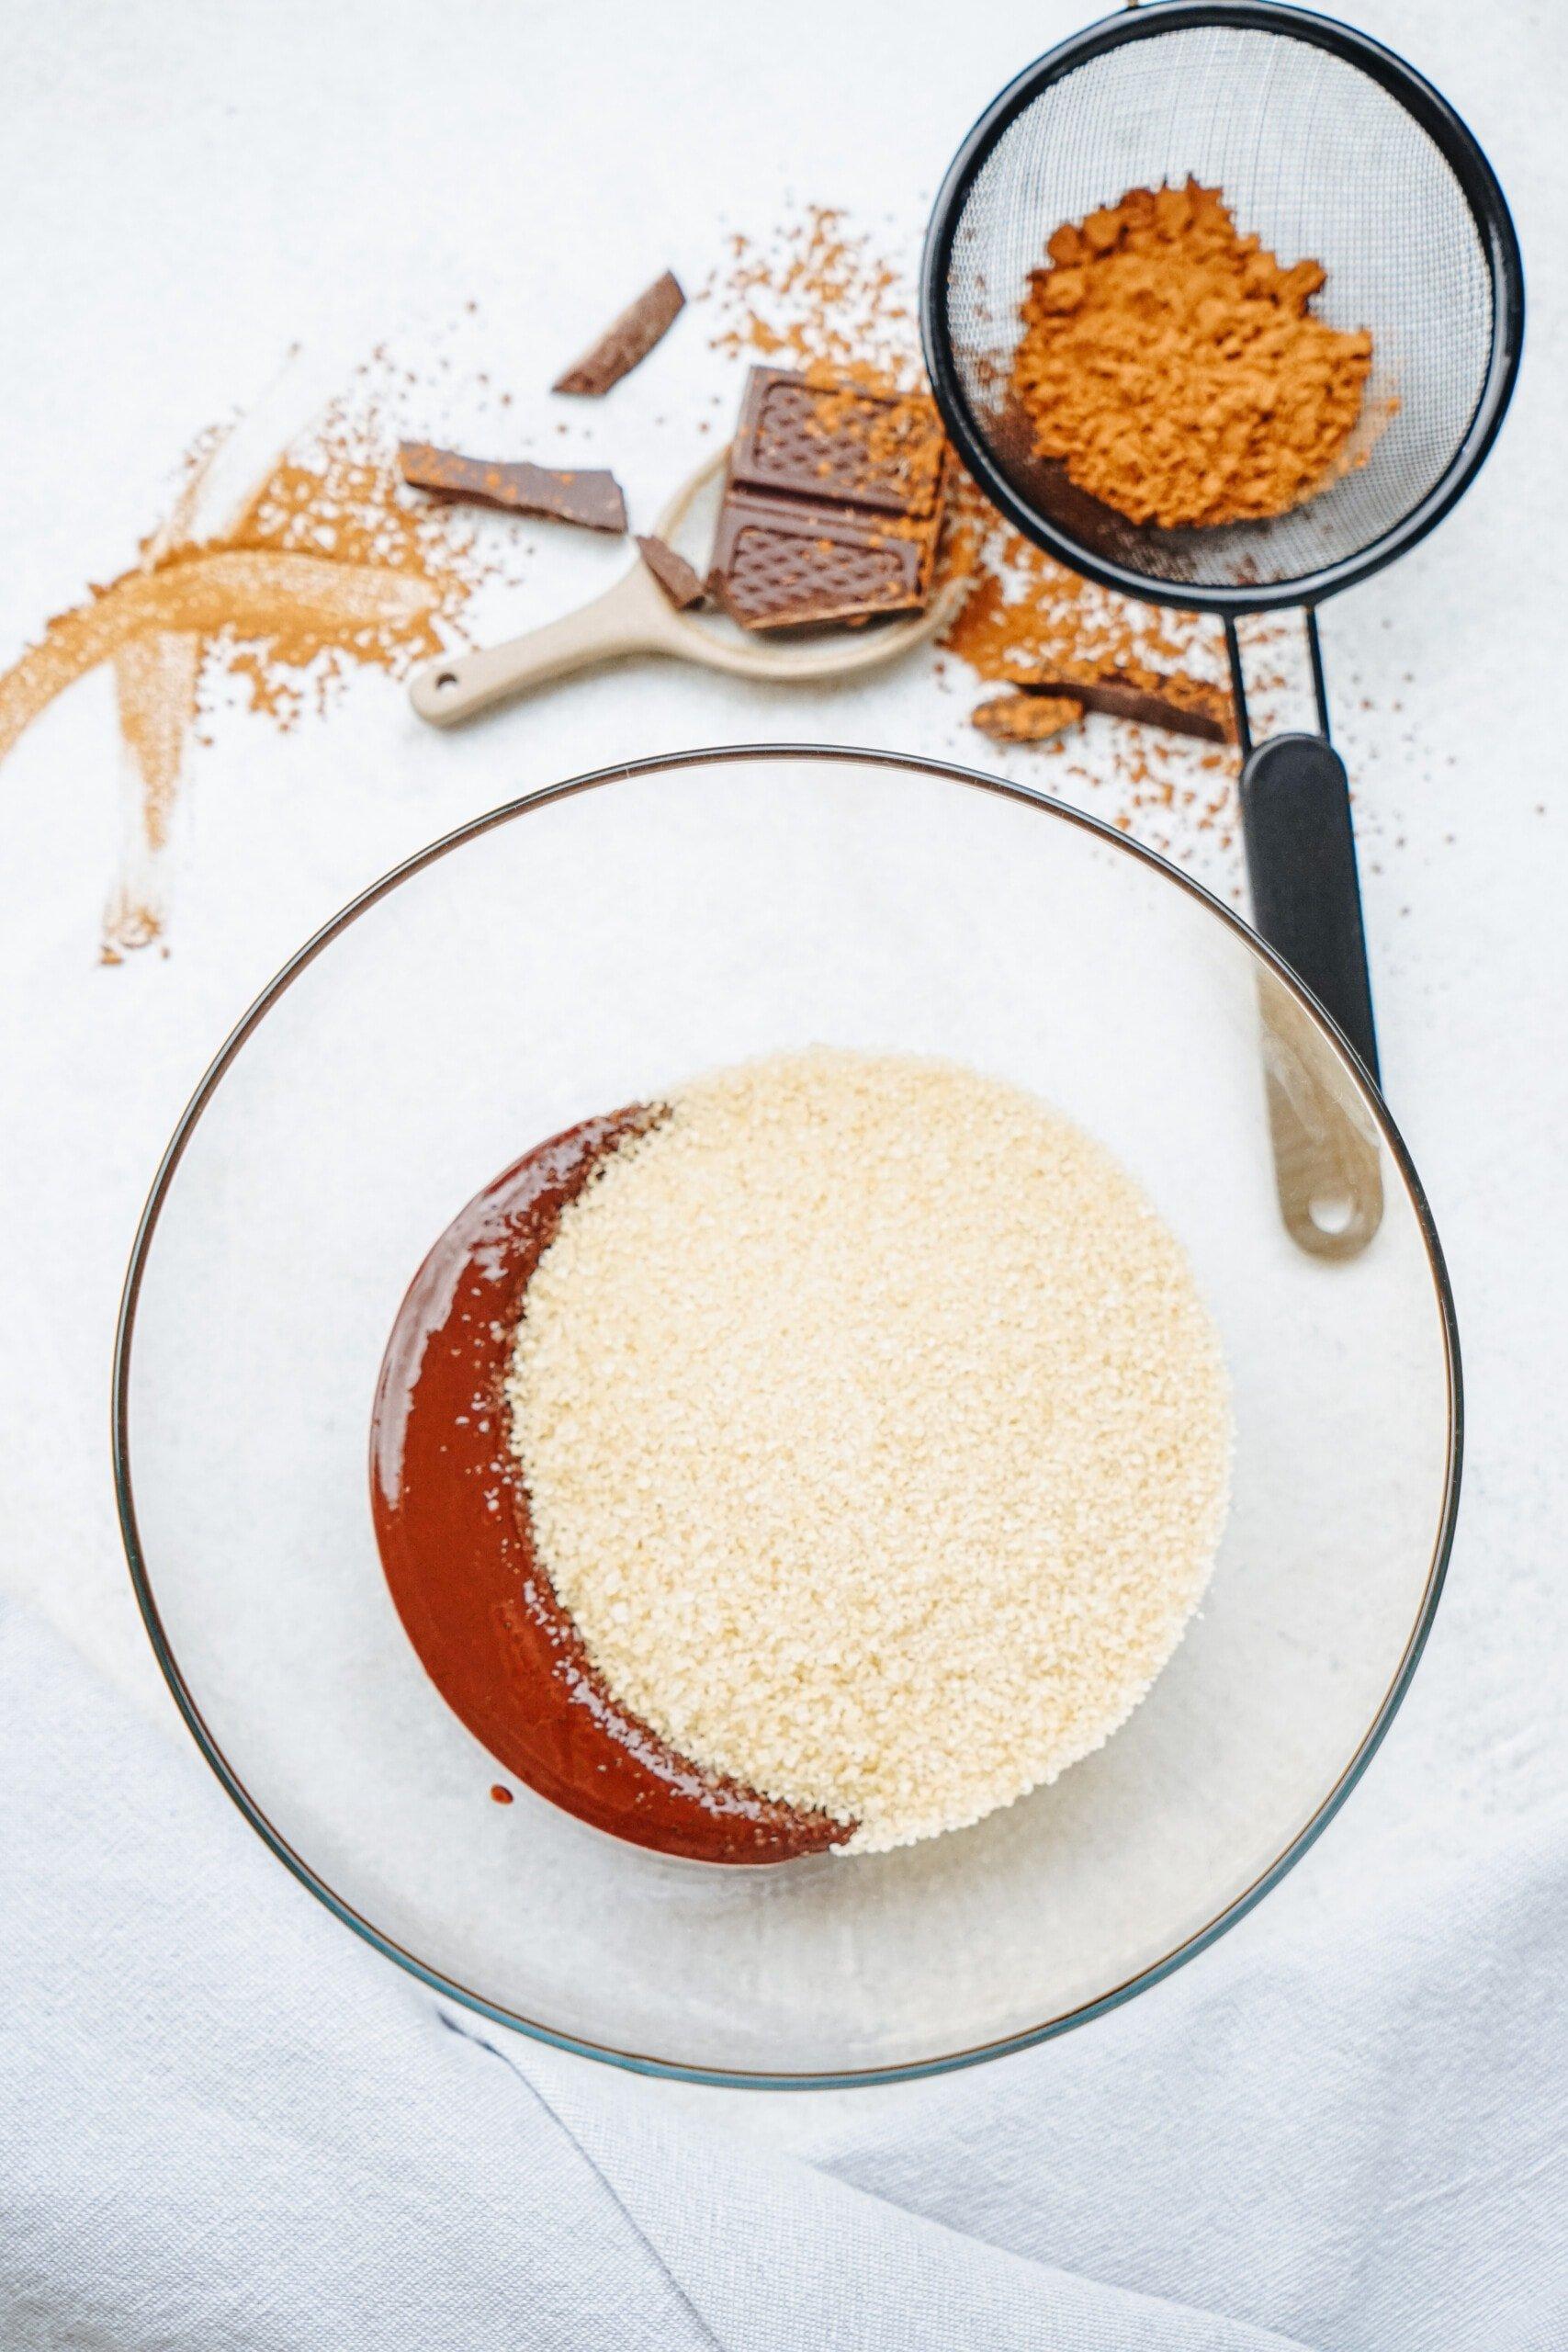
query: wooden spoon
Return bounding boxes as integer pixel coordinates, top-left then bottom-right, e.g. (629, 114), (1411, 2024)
(409, 447), (965, 728)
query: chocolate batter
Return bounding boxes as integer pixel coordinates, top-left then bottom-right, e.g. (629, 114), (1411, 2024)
(369, 1109), (852, 1864)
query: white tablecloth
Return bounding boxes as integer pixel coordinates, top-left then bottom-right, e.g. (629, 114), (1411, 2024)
(6, 1598), (1563, 2350)
(3, 1), (1565, 2343)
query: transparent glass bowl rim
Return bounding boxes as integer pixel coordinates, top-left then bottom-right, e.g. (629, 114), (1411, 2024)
(111, 742), (1463, 2089)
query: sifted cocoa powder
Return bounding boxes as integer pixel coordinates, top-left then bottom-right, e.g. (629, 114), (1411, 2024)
(1012, 180), (1375, 530)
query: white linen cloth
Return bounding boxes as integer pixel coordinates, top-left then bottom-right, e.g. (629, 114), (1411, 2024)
(3, 1595), (1562, 2352)
(2, 8), (1563, 2345)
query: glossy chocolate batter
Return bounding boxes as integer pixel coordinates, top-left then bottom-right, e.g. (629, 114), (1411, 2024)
(370, 1109), (852, 1864)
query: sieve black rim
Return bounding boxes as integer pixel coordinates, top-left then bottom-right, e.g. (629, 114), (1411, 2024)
(920, 0), (1526, 615)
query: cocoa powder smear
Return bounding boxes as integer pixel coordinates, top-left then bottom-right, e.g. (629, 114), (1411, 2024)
(0, 376), (500, 958)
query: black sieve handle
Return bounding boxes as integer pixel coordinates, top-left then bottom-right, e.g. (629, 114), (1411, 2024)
(1239, 733), (1380, 1086)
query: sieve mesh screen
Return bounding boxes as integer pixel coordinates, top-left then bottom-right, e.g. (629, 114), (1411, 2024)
(932, 20), (1497, 597)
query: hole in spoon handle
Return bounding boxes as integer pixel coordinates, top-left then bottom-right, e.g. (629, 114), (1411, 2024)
(409, 646), (512, 727)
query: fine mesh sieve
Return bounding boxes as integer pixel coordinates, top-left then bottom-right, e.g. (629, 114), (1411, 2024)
(921, 1), (1522, 1253)
(922, 2), (1521, 607)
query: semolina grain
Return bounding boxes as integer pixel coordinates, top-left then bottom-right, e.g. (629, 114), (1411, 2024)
(506, 1048), (1232, 1853)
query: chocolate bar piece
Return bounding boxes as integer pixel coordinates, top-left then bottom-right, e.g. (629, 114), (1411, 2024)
(636, 534), (706, 609)
(1022, 669), (1235, 744)
(398, 442), (627, 534)
(552, 270), (685, 396)
(708, 490), (931, 631)
(710, 367), (948, 631)
(730, 366), (946, 518)
(971, 692), (1084, 745)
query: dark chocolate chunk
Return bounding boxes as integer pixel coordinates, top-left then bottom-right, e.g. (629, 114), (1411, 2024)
(636, 534), (706, 610)
(398, 442), (627, 534)
(730, 366), (946, 517)
(707, 489), (931, 631)
(1021, 671), (1235, 744)
(552, 270), (685, 397)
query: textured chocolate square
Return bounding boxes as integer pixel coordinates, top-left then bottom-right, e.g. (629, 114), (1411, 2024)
(708, 491), (930, 631)
(730, 368), (946, 518)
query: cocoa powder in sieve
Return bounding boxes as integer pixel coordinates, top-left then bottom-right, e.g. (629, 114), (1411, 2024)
(1011, 180), (1374, 530)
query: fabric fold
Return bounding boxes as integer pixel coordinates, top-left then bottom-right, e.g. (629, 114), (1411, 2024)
(3, 1598), (1303, 2351)
(3, 1595), (1562, 2351)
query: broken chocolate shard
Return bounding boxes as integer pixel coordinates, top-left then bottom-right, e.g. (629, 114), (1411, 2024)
(1021, 670), (1235, 744)
(971, 692), (1085, 745)
(730, 366), (947, 517)
(636, 534), (706, 610)
(552, 270), (685, 396)
(398, 442), (627, 535)
(708, 489), (931, 631)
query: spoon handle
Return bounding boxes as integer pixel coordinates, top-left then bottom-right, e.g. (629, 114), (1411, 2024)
(409, 573), (669, 727)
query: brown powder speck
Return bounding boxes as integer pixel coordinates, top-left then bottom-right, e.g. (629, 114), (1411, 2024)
(99, 629), (207, 958)
(97, 897), (163, 965)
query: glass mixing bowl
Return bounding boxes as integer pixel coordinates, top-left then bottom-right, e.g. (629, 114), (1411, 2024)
(114, 746), (1459, 2085)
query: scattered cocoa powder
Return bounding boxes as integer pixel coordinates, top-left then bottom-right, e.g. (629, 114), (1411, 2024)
(1012, 180), (1374, 529)
(942, 492), (1216, 686)
(10, 209), (1312, 975)
(705, 208), (913, 389)
(705, 204), (1250, 879)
